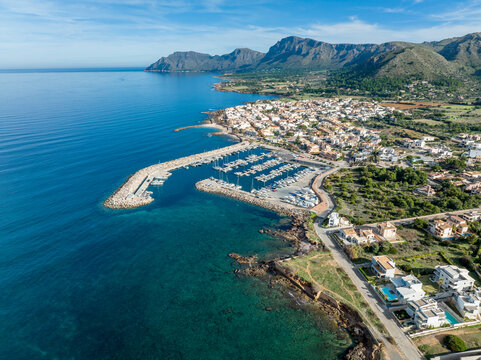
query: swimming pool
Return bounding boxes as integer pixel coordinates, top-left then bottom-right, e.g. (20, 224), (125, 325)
(445, 310), (460, 325)
(380, 287), (398, 301)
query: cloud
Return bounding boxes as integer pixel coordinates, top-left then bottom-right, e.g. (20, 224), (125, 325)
(430, 0), (481, 21)
(381, 7), (406, 13)
(1, 0), (481, 68)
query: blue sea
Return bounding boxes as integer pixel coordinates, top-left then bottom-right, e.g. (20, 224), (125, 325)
(0, 69), (350, 359)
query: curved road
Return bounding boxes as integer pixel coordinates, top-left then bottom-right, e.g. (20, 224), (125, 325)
(312, 167), (423, 360)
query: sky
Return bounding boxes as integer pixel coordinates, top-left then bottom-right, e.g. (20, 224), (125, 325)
(1, 0), (481, 68)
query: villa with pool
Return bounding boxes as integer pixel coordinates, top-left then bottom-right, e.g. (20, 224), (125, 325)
(367, 257), (479, 332)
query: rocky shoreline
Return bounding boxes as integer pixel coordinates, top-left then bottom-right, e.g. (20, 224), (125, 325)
(223, 195), (380, 359)
(195, 178), (310, 218)
(230, 254), (382, 360)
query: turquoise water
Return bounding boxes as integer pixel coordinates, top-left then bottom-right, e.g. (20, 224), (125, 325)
(444, 310), (459, 325)
(0, 70), (350, 359)
(380, 287), (398, 301)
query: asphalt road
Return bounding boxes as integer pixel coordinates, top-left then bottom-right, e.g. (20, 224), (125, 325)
(314, 224), (423, 360)
(312, 166), (424, 360)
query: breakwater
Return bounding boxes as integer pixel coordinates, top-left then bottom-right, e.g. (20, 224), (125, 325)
(105, 142), (252, 209)
(173, 123), (226, 133)
(195, 178), (310, 218)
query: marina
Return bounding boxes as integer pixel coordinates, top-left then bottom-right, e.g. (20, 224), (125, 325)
(105, 141), (255, 209)
(106, 139), (328, 212)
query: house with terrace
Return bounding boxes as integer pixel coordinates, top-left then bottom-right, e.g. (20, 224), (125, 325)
(428, 219), (453, 239)
(455, 289), (481, 320)
(376, 222), (397, 242)
(433, 265), (475, 292)
(371, 255), (396, 279)
(407, 298), (448, 329)
(390, 275), (426, 303)
(339, 227), (359, 243)
(447, 215), (469, 236)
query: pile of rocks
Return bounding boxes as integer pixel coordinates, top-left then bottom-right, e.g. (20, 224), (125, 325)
(196, 178), (310, 218)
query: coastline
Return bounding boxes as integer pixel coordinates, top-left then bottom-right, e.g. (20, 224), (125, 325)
(201, 82), (386, 359)
(105, 75), (385, 359)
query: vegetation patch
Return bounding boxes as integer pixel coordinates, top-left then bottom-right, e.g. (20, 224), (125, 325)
(285, 251), (387, 335)
(416, 324), (481, 356)
(326, 166), (481, 224)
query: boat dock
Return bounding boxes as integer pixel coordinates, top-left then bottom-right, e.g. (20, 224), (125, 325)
(105, 141), (254, 209)
(195, 178), (309, 217)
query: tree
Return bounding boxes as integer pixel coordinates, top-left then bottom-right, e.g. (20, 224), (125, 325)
(443, 335), (467, 352)
(414, 218), (428, 230)
(442, 157), (467, 171)
(437, 277), (444, 292)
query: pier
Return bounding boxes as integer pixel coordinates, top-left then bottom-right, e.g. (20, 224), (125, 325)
(195, 178), (310, 217)
(105, 141), (253, 209)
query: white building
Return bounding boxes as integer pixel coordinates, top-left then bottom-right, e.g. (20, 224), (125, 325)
(413, 139), (426, 148)
(455, 290), (481, 320)
(407, 298), (448, 329)
(371, 255), (396, 278)
(379, 147), (398, 162)
(463, 211), (480, 222)
(339, 227), (359, 243)
(469, 149), (481, 158)
(428, 219), (453, 239)
(327, 212), (350, 227)
(433, 265), (475, 292)
(429, 145), (453, 159)
(390, 275), (426, 303)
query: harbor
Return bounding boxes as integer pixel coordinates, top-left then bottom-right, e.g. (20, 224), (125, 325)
(106, 140), (329, 212)
(104, 141), (255, 209)
(195, 178), (310, 218)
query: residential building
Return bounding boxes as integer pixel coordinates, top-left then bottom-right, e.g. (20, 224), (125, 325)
(469, 148), (481, 158)
(379, 147), (398, 162)
(465, 182), (481, 194)
(433, 265), (475, 292)
(359, 228), (376, 242)
(463, 211), (480, 222)
(455, 290), (481, 320)
(407, 298), (448, 329)
(371, 255), (396, 278)
(391, 275), (426, 303)
(327, 212), (350, 227)
(447, 215), (469, 235)
(428, 219), (453, 239)
(413, 139), (426, 148)
(415, 184), (436, 197)
(376, 222), (397, 241)
(429, 145), (453, 159)
(339, 227), (359, 243)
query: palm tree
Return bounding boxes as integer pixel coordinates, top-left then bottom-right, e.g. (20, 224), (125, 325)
(437, 278), (444, 292)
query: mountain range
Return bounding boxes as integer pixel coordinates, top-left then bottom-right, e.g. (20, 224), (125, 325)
(146, 33), (481, 80)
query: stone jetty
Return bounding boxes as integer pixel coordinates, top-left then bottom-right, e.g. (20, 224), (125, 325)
(195, 178), (310, 217)
(105, 142), (252, 209)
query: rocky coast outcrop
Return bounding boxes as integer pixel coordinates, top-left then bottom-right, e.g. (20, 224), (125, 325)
(232, 257), (382, 360)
